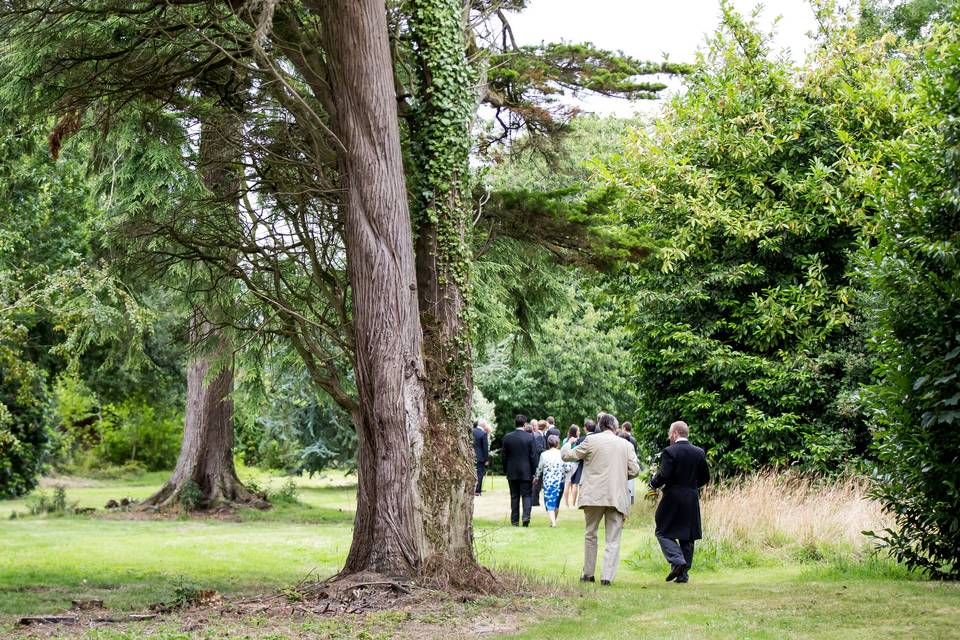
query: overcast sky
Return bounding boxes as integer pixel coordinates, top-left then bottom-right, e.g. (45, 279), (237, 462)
(504, 0), (821, 115)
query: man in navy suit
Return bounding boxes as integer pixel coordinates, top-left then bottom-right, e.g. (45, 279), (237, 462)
(473, 419), (490, 496)
(501, 414), (538, 526)
(649, 420), (710, 583)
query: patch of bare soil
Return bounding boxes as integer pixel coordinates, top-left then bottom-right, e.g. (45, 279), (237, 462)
(8, 571), (563, 639)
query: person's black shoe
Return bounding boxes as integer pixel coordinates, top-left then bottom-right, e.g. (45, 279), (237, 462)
(674, 574), (689, 584)
(600, 580), (612, 586)
(511, 522), (519, 527)
(580, 575), (595, 583)
(665, 564), (685, 582)
(522, 520), (530, 527)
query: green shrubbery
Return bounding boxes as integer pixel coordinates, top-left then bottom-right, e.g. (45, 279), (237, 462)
(596, 9), (907, 473)
(862, 14), (960, 580)
(0, 325), (51, 499)
(95, 401), (181, 471)
(49, 374), (182, 476)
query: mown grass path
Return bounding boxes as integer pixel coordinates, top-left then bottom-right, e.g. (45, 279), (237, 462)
(2, 471), (958, 638)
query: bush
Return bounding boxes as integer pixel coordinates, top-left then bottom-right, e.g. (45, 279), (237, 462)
(863, 15), (960, 580)
(49, 373), (100, 462)
(95, 399), (181, 471)
(596, 9), (908, 472)
(0, 324), (51, 499)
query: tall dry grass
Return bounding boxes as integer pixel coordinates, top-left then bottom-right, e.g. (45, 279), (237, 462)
(701, 473), (890, 551)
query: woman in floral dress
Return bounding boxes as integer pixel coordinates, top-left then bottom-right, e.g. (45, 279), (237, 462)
(534, 435), (568, 527)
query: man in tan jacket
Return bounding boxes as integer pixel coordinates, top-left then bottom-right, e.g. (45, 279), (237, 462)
(561, 412), (640, 585)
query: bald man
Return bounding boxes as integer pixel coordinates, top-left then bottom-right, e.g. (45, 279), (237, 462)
(649, 420), (710, 584)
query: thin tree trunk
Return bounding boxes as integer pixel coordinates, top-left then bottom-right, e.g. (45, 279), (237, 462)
(143, 77), (260, 511)
(320, 0), (430, 577)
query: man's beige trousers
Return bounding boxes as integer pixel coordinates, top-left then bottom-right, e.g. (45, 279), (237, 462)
(582, 506), (625, 582)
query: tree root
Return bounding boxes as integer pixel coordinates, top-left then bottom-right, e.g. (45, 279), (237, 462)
(139, 473), (269, 513)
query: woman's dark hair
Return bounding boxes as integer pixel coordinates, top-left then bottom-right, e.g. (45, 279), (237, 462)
(547, 435), (560, 449)
(584, 419), (596, 433)
(568, 425), (579, 439)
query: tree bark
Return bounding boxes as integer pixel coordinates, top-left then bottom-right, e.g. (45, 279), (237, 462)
(408, 0), (481, 579)
(141, 314), (260, 510)
(320, 0), (430, 577)
(143, 76), (260, 511)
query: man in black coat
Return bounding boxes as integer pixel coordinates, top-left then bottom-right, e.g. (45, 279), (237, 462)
(472, 419), (490, 496)
(530, 421), (546, 507)
(649, 420), (710, 583)
(501, 414), (539, 526)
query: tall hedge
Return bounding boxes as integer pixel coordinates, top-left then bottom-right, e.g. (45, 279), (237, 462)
(864, 14), (960, 580)
(597, 9), (911, 472)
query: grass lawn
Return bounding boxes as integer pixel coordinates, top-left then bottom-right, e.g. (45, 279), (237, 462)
(2, 469), (959, 638)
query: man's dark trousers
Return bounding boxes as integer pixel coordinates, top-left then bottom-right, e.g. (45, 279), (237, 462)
(475, 460), (486, 494)
(657, 534), (694, 572)
(508, 479), (533, 525)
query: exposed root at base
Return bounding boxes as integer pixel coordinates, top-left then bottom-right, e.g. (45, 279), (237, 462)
(138, 478), (270, 513)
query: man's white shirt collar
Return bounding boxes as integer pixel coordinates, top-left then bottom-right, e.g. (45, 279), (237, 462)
(676, 437), (689, 442)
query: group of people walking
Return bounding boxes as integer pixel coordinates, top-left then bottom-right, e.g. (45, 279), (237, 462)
(473, 414), (710, 585)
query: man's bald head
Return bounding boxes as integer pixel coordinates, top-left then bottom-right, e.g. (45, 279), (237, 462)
(669, 421), (689, 443)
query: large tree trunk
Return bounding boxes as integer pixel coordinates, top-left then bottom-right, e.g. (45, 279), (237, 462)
(143, 77), (260, 511)
(142, 315), (260, 510)
(408, 0), (481, 579)
(320, 0), (431, 577)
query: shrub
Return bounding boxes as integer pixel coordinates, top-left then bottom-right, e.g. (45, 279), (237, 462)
(269, 478), (300, 505)
(49, 373), (100, 462)
(178, 480), (204, 511)
(95, 399), (181, 471)
(596, 9), (910, 472)
(26, 484), (79, 516)
(863, 15), (960, 580)
(0, 324), (51, 499)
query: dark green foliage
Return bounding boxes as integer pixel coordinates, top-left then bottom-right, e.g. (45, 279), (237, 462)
(864, 14), (960, 580)
(178, 481), (204, 511)
(598, 7), (910, 472)
(0, 325), (50, 499)
(0, 125), (78, 497)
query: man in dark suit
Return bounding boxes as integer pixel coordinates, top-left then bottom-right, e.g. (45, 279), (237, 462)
(501, 414), (538, 526)
(472, 419), (490, 496)
(649, 420), (710, 583)
(530, 420), (546, 507)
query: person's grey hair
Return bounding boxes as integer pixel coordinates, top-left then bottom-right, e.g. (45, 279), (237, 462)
(670, 421), (689, 438)
(547, 434), (560, 448)
(597, 412), (619, 432)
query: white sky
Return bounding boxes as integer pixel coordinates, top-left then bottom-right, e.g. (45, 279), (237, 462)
(505, 0), (821, 115)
